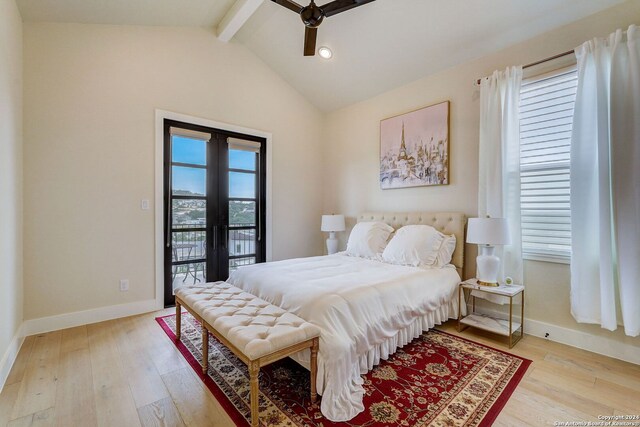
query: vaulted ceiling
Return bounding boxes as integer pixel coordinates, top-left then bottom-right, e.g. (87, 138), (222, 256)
(17, 0), (625, 111)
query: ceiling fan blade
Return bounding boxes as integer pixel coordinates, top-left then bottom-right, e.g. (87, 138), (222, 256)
(304, 27), (318, 56)
(320, 0), (375, 17)
(270, 0), (303, 14)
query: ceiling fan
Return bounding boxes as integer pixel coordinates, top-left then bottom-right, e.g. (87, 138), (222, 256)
(271, 0), (376, 56)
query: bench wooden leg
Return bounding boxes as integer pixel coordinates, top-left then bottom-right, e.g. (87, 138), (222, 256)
(201, 325), (209, 375)
(175, 301), (181, 341)
(310, 338), (318, 403)
(249, 360), (260, 427)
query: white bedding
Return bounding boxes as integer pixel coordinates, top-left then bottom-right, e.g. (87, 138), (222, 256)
(227, 253), (461, 421)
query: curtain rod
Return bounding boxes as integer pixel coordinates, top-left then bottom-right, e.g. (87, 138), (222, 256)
(475, 49), (575, 85)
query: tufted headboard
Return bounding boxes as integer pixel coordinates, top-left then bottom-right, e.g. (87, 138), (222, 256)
(358, 212), (467, 275)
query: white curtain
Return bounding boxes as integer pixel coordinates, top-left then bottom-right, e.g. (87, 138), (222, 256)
(570, 25), (640, 337)
(478, 66), (524, 285)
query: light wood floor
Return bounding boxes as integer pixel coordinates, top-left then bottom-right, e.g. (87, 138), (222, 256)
(1, 309), (639, 427)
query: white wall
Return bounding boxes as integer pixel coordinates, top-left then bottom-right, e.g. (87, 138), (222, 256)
(23, 23), (324, 320)
(0, 0), (24, 381)
(323, 1), (640, 349)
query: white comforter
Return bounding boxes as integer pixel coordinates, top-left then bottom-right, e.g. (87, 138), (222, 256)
(227, 253), (461, 421)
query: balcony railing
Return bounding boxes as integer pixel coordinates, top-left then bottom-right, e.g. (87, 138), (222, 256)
(170, 223), (256, 290)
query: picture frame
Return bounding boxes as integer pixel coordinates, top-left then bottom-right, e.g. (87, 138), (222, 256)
(380, 100), (450, 189)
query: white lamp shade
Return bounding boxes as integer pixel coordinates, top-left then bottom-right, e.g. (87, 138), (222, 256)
(321, 215), (345, 232)
(466, 217), (511, 245)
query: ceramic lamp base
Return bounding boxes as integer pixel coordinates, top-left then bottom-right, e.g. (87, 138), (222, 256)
(476, 245), (500, 286)
(326, 232), (339, 255)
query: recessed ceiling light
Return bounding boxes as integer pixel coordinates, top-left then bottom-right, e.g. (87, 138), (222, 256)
(318, 46), (333, 59)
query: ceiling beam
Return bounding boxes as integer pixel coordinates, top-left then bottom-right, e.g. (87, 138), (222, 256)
(217, 0), (265, 42)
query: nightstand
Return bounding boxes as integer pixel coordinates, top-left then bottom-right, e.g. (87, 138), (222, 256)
(457, 278), (525, 348)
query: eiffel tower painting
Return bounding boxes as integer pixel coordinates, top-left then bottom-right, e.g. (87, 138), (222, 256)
(380, 101), (450, 189)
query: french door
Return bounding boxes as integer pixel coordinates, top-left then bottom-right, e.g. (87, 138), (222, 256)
(163, 120), (266, 307)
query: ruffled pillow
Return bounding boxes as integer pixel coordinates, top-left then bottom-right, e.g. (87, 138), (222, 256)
(434, 234), (456, 267)
(345, 222), (394, 259)
(381, 225), (444, 267)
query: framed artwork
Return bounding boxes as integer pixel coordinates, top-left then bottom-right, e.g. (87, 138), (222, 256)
(380, 100), (450, 189)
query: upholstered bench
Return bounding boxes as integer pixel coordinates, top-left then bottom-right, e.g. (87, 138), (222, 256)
(175, 282), (320, 427)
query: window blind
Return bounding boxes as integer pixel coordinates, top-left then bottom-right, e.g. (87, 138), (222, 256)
(169, 126), (211, 141)
(519, 66), (577, 262)
(228, 137), (261, 153)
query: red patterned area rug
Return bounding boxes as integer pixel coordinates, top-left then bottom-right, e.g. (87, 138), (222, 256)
(156, 312), (530, 427)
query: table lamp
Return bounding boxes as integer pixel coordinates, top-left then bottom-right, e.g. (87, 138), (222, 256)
(321, 215), (345, 255)
(466, 217), (511, 286)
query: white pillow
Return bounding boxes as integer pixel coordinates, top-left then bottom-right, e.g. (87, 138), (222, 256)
(346, 222), (394, 258)
(435, 234), (456, 267)
(381, 225), (444, 267)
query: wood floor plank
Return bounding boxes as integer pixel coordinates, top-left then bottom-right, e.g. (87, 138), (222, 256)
(161, 368), (233, 427)
(593, 378), (640, 414)
(5, 337), (36, 387)
(137, 397), (185, 427)
(509, 389), (598, 425)
(492, 410), (526, 427)
(60, 326), (88, 355)
(528, 365), (639, 415)
(0, 382), (21, 427)
(11, 332), (62, 420)
(544, 351), (640, 393)
(507, 339), (550, 362)
(134, 315), (188, 376)
(87, 321), (142, 427)
(111, 316), (170, 409)
(7, 407), (55, 427)
(54, 348), (97, 427)
(531, 361), (597, 388)
(519, 374), (614, 417)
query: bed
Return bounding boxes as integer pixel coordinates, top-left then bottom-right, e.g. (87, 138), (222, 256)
(227, 211), (466, 422)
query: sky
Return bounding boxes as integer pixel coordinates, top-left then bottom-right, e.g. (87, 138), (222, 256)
(172, 136), (255, 198)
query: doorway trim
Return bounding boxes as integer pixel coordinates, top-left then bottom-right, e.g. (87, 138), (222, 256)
(154, 109), (273, 309)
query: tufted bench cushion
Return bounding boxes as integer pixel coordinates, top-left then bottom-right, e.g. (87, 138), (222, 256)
(176, 282), (320, 360)
(174, 281), (320, 427)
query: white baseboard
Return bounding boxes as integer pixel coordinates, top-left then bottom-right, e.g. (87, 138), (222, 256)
(471, 305), (640, 365)
(525, 317), (640, 365)
(22, 299), (161, 337)
(0, 324), (25, 394)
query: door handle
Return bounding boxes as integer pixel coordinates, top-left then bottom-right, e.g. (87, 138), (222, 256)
(213, 225), (218, 250)
(221, 225), (227, 250)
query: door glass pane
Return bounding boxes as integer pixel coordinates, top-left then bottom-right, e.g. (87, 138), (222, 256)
(171, 231), (206, 262)
(229, 201), (255, 226)
(172, 136), (206, 165)
(229, 257), (256, 271)
(229, 150), (256, 171)
(172, 199), (206, 228)
(229, 171), (255, 198)
(172, 166), (206, 196)
(229, 229), (256, 256)
(172, 262), (206, 293)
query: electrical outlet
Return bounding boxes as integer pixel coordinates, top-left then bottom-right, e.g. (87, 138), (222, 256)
(544, 332), (550, 339)
(120, 279), (130, 292)
(141, 199), (150, 210)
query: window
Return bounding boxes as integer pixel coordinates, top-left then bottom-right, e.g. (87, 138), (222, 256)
(519, 65), (577, 263)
